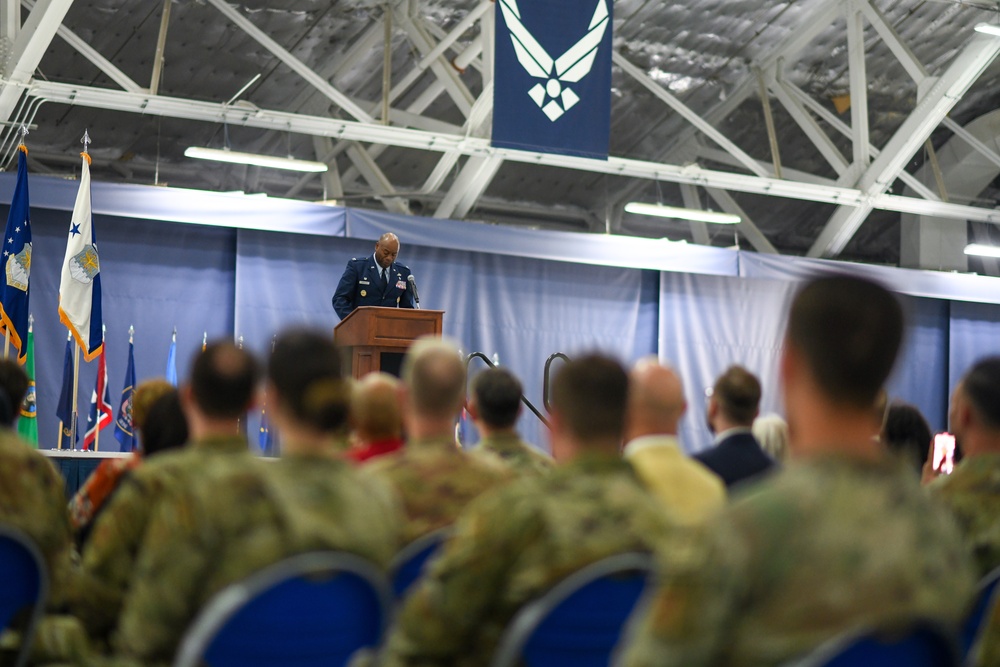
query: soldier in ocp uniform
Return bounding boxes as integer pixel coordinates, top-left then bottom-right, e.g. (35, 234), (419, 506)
(926, 358), (1000, 667)
(332, 232), (416, 320)
(377, 353), (679, 667)
(619, 276), (977, 667)
(109, 330), (402, 666)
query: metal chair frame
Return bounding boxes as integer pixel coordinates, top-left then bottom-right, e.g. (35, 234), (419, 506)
(490, 552), (655, 667)
(389, 527), (451, 599)
(781, 619), (960, 667)
(0, 526), (48, 667)
(173, 551), (391, 667)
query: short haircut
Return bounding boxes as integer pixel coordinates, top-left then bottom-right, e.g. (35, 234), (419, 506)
(351, 373), (402, 441)
(190, 341), (261, 419)
(713, 365), (761, 426)
(962, 357), (1000, 431)
(882, 401), (932, 474)
(472, 368), (523, 429)
(550, 353), (628, 443)
(268, 329), (350, 433)
(402, 337), (466, 420)
(132, 378), (174, 432)
(0, 360), (28, 428)
(787, 275), (903, 409)
(141, 390), (190, 457)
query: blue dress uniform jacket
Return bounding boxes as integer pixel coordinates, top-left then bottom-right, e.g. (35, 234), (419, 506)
(332, 256), (416, 320)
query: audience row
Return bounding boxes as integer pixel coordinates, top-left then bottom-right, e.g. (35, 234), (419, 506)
(0, 274), (996, 667)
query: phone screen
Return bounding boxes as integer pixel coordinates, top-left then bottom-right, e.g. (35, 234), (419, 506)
(933, 433), (956, 475)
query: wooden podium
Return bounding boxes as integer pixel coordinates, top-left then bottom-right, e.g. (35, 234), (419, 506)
(334, 307), (444, 379)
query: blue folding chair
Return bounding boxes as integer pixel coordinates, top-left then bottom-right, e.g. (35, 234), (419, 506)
(961, 565), (1000, 664)
(490, 552), (655, 667)
(0, 526), (48, 667)
(782, 620), (960, 667)
(173, 552), (392, 667)
(389, 528), (451, 600)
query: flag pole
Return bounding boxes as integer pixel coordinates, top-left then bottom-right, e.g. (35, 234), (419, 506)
(95, 324), (107, 452)
(71, 344), (80, 451)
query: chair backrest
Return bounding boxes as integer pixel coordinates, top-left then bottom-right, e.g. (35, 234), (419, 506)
(389, 528), (451, 599)
(490, 552), (655, 667)
(173, 552), (392, 667)
(782, 621), (960, 667)
(0, 526), (48, 667)
(961, 565), (1000, 662)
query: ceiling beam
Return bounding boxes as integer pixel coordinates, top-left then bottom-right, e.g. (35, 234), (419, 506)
(396, 14), (474, 118)
(766, 69), (849, 177)
(679, 184), (710, 245)
(21, 0), (143, 93)
(846, 1), (870, 170)
(855, 0), (928, 85)
(0, 0), (73, 122)
(388, 0), (489, 104)
(614, 51), (767, 178)
(434, 156), (503, 219)
(941, 117), (1000, 171)
(704, 188), (779, 254)
(808, 33), (1000, 257)
(778, 79), (941, 201)
(345, 143), (410, 215)
(202, 0), (374, 123)
(1, 0), (18, 45)
(27, 80), (1000, 227)
(608, 0), (845, 213)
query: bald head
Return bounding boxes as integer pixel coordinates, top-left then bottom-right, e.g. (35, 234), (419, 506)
(375, 233), (400, 269)
(402, 336), (466, 421)
(352, 373), (403, 442)
(626, 358), (687, 442)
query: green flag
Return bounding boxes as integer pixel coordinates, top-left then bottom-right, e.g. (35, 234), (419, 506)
(17, 325), (37, 446)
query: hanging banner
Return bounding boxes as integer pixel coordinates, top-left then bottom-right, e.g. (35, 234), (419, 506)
(492, 0), (613, 160)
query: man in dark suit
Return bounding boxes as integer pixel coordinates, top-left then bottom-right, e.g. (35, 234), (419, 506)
(694, 365), (776, 489)
(332, 232), (416, 320)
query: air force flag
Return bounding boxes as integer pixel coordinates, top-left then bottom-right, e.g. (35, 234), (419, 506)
(58, 153), (104, 361)
(492, 0), (613, 159)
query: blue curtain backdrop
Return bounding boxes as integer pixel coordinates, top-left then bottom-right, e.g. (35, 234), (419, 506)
(6, 174), (1000, 452)
(235, 229), (659, 451)
(19, 208), (236, 450)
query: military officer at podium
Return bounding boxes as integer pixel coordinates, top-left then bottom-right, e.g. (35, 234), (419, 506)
(332, 232), (417, 320)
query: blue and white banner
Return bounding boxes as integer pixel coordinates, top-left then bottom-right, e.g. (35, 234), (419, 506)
(58, 153), (104, 361)
(492, 0), (613, 159)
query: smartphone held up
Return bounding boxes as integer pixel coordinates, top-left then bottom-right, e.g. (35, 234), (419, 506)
(932, 432), (956, 475)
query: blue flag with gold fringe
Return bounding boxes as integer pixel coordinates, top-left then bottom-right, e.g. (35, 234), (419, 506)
(0, 145), (32, 362)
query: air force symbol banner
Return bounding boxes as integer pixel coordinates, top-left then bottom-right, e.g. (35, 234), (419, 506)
(492, 0), (613, 160)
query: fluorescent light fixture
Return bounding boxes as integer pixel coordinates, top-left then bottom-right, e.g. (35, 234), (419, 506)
(965, 243), (1000, 258)
(184, 146), (328, 173)
(974, 23), (1000, 37)
(624, 202), (741, 224)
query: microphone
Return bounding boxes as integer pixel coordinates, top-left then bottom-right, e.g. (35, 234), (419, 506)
(407, 274), (421, 309)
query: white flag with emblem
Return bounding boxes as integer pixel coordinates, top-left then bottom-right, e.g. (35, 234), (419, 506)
(58, 153), (104, 361)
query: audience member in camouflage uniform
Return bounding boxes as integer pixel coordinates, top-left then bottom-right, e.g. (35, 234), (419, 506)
(0, 359), (96, 666)
(927, 358), (1000, 666)
(623, 359), (725, 525)
(110, 329), (402, 665)
(363, 337), (512, 545)
(467, 367), (552, 476)
(74, 342), (260, 642)
(378, 354), (678, 667)
(620, 276), (977, 667)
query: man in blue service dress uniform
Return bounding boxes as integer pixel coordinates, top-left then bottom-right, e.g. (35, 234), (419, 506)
(333, 232), (416, 320)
